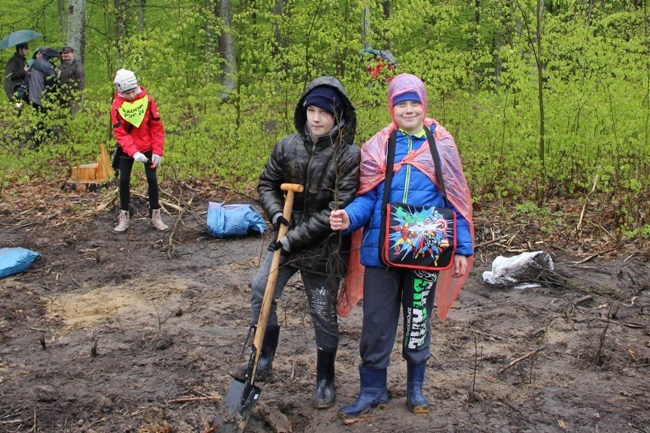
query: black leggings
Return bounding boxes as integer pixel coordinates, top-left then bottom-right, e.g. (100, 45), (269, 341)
(118, 149), (160, 213)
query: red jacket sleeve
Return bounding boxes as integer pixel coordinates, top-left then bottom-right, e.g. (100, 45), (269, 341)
(148, 97), (165, 156)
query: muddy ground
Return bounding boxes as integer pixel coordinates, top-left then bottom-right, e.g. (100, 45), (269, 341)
(0, 180), (648, 433)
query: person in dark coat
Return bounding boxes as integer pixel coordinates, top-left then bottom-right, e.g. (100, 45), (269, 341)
(26, 48), (60, 147)
(27, 48), (59, 108)
(56, 46), (85, 114)
(4, 43), (29, 100)
(231, 76), (360, 410)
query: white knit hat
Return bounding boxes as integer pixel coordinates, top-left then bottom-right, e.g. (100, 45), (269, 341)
(114, 69), (138, 93)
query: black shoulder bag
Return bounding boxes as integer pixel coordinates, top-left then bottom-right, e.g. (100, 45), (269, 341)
(379, 127), (456, 271)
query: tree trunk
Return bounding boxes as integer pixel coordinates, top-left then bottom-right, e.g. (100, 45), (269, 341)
(115, 0), (125, 66)
(217, 0), (236, 101)
(273, 0), (284, 55)
(361, 6), (371, 49)
(67, 0), (87, 63)
(535, 0), (546, 204)
(58, 0), (67, 39)
(137, 0), (145, 33)
(205, 0), (216, 58)
(383, 1), (391, 50)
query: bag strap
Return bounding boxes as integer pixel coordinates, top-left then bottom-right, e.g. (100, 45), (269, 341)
(380, 130), (398, 217)
(381, 127), (447, 213)
(424, 126), (448, 199)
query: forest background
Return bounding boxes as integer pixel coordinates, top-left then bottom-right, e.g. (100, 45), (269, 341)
(0, 0), (648, 242)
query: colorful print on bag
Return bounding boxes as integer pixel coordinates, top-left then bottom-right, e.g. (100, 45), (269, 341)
(382, 202), (456, 271)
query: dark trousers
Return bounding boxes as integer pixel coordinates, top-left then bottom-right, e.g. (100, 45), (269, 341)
(118, 150), (160, 212)
(359, 267), (438, 369)
(250, 251), (340, 350)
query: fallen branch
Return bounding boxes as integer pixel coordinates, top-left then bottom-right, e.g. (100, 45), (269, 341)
(525, 267), (620, 299)
(496, 345), (547, 375)
(475, 235), (512, 249)
(573, 295), (593, 306)
(169, 395), (222, 404)
(341, 415), (380, 426)
(570, 246), (618, 265)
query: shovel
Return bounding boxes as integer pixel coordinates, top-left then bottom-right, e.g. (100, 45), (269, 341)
(211, 183), (304, 433)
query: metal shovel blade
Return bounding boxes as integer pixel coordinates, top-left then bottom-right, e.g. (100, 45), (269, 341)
(213, 377), (261, 433)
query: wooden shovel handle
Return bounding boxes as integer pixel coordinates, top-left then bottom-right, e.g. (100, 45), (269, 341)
(250, 183), (304, 382)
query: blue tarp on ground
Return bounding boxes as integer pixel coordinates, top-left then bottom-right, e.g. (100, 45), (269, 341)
(0, 247), (40, 279)
(206, 202), (267, 238)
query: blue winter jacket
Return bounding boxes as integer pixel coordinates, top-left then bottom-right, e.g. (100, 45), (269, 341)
(343, 127), (473, 268)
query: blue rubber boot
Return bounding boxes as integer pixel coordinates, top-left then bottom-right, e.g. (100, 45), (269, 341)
(406, 363), (430, 413)
(338, 366), (389, 418)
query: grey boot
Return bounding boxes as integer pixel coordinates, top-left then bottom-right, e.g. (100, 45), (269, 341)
(311, 348), (336, 409)
(231, 325), (280, 382)
(406, 362), (430, 413)
(338, 366), (389, 418)
(150, 208), (169, 231)
(114, 210), (129, 233)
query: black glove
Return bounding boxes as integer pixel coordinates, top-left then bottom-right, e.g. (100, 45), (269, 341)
(267, 236), (290, 253)
(267, 240), (283, 252)
(273, 214), (291, 230)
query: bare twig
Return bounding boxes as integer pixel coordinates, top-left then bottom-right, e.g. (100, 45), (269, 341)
(496, 345), (547, 375)
(570, 246), (618, 264)
(576, 174), (599, 234)
(169, 395), (222, 403)
(573, 295), (593, 306)
(594, 305), (613, 366)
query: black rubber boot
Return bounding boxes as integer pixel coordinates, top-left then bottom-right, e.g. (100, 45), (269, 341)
(338, 366), (389, 418)
(406, 362), (430, 413)
(231, 325), (280, 382)
(311, 348), (337, 409)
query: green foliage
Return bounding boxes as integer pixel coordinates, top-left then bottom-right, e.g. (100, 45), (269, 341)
(0, 0), (647, 235)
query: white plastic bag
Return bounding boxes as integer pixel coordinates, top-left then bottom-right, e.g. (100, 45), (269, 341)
(482, 251), (554, 289)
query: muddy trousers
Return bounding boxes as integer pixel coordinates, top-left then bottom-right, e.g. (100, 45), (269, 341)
(118, 150), (160, 213)
(359, 267), (438, 369)
(250, 250), (339, 350)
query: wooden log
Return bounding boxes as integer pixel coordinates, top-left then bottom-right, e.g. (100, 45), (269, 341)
(69, 144), (113, 182)
(97, 143), (113, 180)
(71, 163), (100, 181)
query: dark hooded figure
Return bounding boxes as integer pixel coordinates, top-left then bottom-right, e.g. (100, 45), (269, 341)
(231, 76), (360, 410)
(27, 48), (59, 108)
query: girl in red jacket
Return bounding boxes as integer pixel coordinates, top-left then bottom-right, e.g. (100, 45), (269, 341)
(111, 68), (168, 232)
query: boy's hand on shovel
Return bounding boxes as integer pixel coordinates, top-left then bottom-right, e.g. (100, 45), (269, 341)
(272, 214), (291, 230)
(268, 237), (290, 253)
